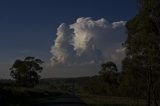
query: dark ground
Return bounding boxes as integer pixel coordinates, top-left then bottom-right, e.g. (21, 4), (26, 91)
(0, 95), (87, 106)
(37, 95), (87, 106)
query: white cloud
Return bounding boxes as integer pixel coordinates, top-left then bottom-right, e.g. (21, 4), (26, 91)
(111, 47), (126, 70)
(70, 17), (108, 55)
(112, 21), (126, 29)
(50, 23), (73, 66)
(50, 17), (126, 70)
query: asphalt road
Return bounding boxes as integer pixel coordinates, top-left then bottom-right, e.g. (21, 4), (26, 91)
(38, 95), (87, 106)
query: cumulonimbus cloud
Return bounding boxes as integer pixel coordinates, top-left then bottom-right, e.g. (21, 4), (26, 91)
(50, 17), (126, 67)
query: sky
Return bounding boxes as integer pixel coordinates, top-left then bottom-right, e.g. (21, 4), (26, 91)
(0, 0), (137, 79)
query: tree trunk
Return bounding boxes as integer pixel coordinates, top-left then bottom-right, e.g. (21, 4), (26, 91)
(153, 87), (158, 106)
(147, 82), (151, 106)
(147, 65), (152, 106)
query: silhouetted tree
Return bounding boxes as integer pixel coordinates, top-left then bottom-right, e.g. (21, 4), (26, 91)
(99, 61), (118, 85)
(123, 0), (160, 105)
(10, 56), (44, 87)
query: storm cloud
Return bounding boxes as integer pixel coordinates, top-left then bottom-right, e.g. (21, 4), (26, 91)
(50, 17), (126, 68)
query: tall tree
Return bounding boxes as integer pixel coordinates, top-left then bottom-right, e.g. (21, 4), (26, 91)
(10, 56), (44, 87)
(123, 0), (160, 106)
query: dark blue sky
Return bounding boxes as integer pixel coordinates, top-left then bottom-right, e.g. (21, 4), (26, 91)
(0, 0), (137, 78)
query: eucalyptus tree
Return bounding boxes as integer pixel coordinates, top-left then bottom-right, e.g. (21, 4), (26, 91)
(123, 0), (160, 105)
(10, 56), (44, 87)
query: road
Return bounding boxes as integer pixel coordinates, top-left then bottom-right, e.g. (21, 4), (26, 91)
(37, 95), (87, 106)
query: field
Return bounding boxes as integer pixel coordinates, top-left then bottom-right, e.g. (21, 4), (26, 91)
(0, 78), (160, 106)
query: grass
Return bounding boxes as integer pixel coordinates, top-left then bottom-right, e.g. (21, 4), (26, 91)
(1, 79), (160, 106)
(79, 94), (147, 106)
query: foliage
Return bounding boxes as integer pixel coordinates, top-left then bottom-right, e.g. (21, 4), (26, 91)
(10, 56), (44, 87)
(123, 0), (160, 105)
(99, 61), (119, 85)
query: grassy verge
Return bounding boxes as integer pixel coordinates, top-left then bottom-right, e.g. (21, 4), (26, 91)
(78, 94), (147, 106)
